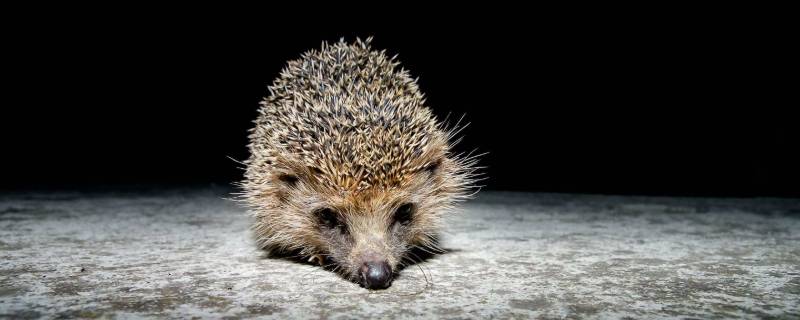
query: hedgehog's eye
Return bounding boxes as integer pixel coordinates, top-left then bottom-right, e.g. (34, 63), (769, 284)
(314, 208), (347, 233)
(315, 208), (338, 228)
(394, 203), (415, 225)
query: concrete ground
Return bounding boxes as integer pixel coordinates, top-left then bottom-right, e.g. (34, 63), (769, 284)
(1, 187), (799, 319)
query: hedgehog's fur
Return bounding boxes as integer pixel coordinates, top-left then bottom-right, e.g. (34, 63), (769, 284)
(239, 38), (478, 287)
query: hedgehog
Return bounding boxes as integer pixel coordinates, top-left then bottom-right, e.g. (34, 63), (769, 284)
(240, 38), (477, 289)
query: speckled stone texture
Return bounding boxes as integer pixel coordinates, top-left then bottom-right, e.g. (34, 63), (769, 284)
(1, 188), (799, 319)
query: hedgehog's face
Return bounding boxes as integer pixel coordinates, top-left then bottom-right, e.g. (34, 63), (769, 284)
(311, 199), (417, 289)
(271, 157), (457, 289)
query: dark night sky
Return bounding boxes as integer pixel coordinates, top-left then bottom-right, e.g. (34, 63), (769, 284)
(3, 9), (797, 197)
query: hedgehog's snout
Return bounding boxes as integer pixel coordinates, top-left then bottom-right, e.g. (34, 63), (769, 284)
(359, 260), (392, 289)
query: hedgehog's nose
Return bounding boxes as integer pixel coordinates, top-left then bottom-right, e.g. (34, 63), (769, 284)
(360, 261), (392, 289)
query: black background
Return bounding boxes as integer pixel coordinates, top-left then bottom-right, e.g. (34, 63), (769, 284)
(3, 9), (797, 197)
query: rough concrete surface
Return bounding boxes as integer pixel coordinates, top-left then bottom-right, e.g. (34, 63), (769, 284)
(1, 188), (799, 319)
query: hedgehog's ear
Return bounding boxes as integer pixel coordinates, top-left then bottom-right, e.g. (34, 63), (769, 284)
(271, 156), (308, 189)
(308, 166), (324, 176)
(423, 159), (441, 175)
(273, 165), (324, 189)
(416, 158), (443, 180)
(270, 170), (299, 203)
(276, 172), (300, 188)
